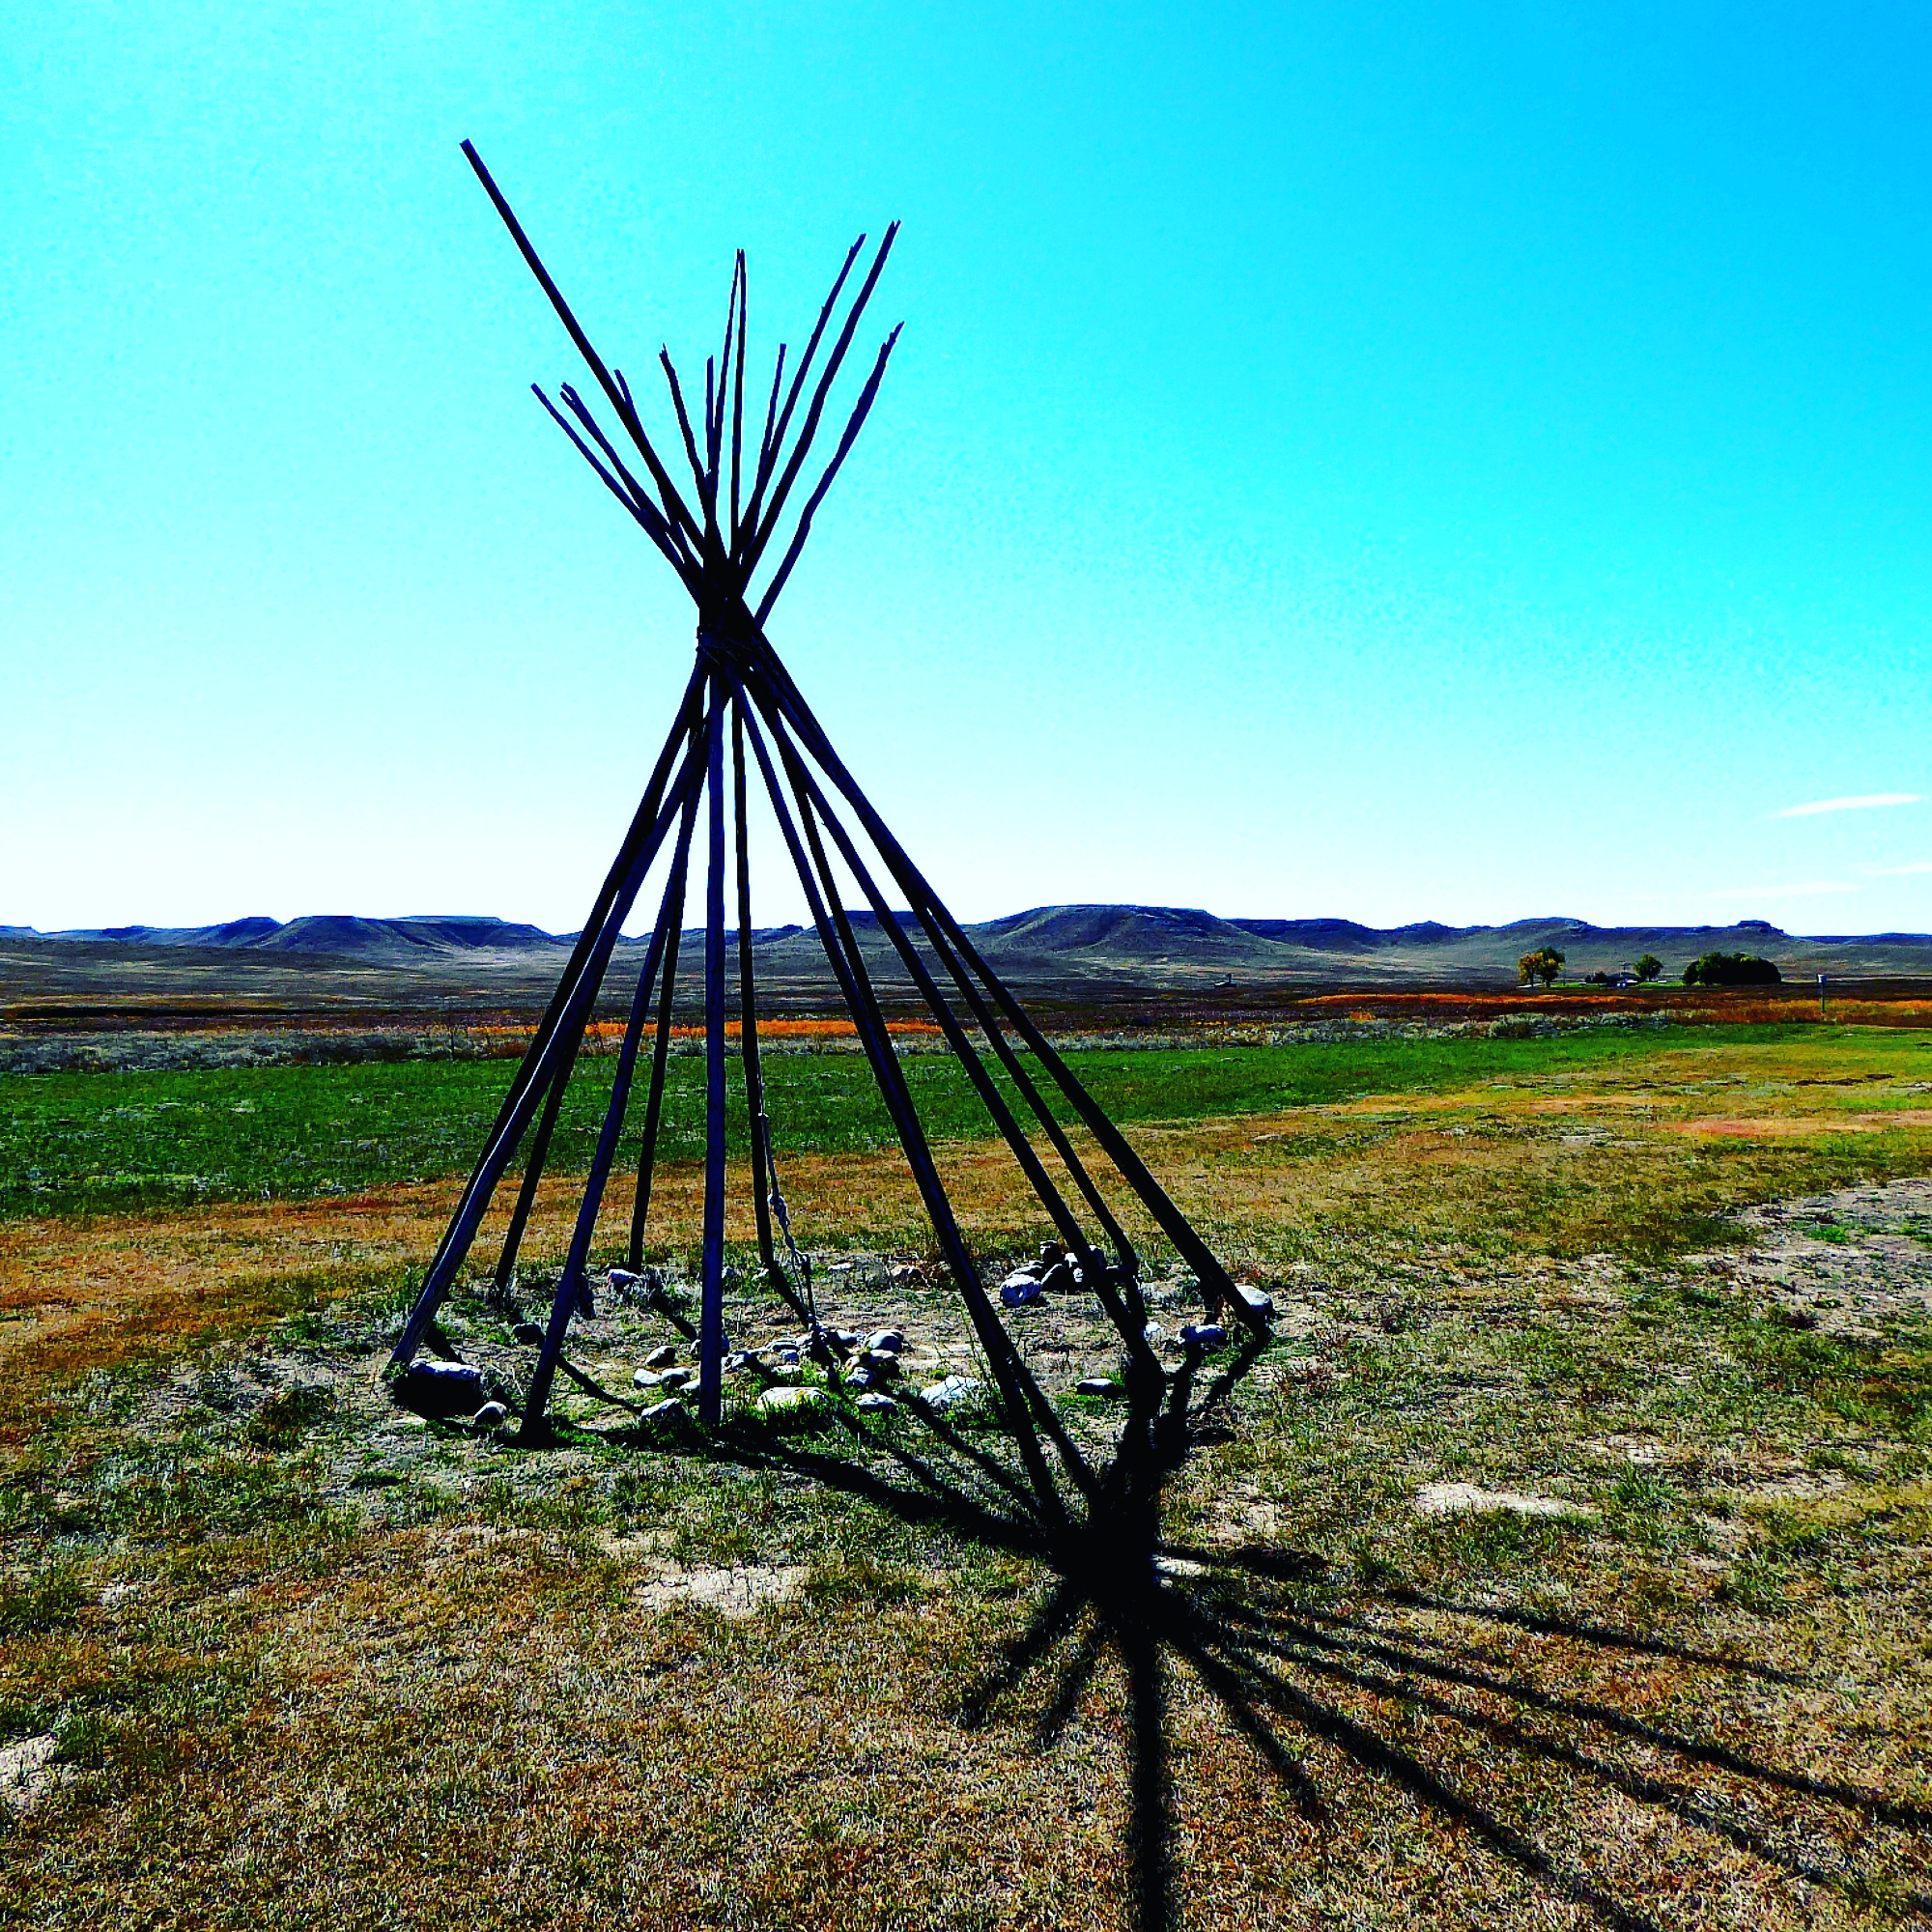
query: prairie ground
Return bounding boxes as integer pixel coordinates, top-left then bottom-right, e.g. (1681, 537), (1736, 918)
(6, 1020), (1932, 1928)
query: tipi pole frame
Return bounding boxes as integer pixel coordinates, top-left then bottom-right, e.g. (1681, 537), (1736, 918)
(698, 672), (730, 1426)
(625, 852), (689, 1271)
(747, 656), (1152, 1272)
(415, 147), (1262, 1492)
(522, 750), (707, 1435)
(398, 664), (703, 1320)
(735, 692), (1088, 1520)
(752, 654), (1256, 1339)
(755, 693), (1161, 1388)
(392, 675), (708, 1368)
(731, 698), (785, 1304)
(775, 726), (1101, 1512)
(494, 1065), (568, 1292)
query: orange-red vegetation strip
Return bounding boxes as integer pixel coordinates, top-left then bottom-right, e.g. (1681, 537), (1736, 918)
(475, 1018), (942, 1042)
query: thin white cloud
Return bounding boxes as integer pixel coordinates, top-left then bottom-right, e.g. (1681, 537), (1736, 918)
(1773, 792), (1921, 818)
(1858, 860), (1932, 877)
(1709, 881), (1857, 900)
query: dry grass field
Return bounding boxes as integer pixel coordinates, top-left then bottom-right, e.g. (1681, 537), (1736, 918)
(7, 1018), (1932, 1928)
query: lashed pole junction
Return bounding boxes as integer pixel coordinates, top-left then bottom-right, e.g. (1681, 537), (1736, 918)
(390, 143), (1266, 1520)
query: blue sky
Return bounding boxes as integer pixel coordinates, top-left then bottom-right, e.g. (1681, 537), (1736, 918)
(3, 3), (1928, 935)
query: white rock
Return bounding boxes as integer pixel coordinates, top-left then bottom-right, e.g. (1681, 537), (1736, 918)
(655, 1368), (693, 1391)
(639, 1398), (687, 1425)
(395, 1358), (486, 1418)
(867, 1329), (905, 1355)
(919, 1375), (982, 1412)
(645, 1344), (677, 1370)
(1235, 1282), (1275, 1319)
(855, 1392), (897, 1412)
(633, 1368), (663, 1390)
(756, 1385), (834, 1431)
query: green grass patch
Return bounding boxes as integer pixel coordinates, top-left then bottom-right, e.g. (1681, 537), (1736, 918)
(6, 1021), (1926, 1219)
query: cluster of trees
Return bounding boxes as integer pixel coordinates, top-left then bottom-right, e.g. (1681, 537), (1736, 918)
(1522, 951), (1664, 988)
(1682, 951), (1781, 986)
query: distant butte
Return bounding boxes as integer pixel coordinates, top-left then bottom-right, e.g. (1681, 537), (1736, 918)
(4, 906), (1929, 984)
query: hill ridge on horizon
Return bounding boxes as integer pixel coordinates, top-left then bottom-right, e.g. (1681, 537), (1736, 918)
(5, 903), (1930, 984)
(0, 904), (1915, 945)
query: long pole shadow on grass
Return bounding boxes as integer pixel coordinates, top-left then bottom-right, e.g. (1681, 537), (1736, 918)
(596, 1326), (1932, 1932)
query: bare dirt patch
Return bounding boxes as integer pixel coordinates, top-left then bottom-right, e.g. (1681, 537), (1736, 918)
(0, 1732), (63, 1816)
(1688, 1175), (1932, 1337)
(1680, 1110), (1932, 1137)
(631, 1562), (808, 1618)
(1414, 1482), (1594, 1519)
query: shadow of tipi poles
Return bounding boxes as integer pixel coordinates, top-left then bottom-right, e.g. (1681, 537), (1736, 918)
(882, 1412), (1932, 1932)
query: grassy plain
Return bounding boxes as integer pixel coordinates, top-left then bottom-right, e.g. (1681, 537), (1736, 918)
(6, 1019), (1932, 1927)
(7, 1019), (1932, 1222)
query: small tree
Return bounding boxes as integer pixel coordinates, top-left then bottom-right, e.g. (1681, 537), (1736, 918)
(1634, 953), (1662, 983)
(1519, 947), (1565, 988)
